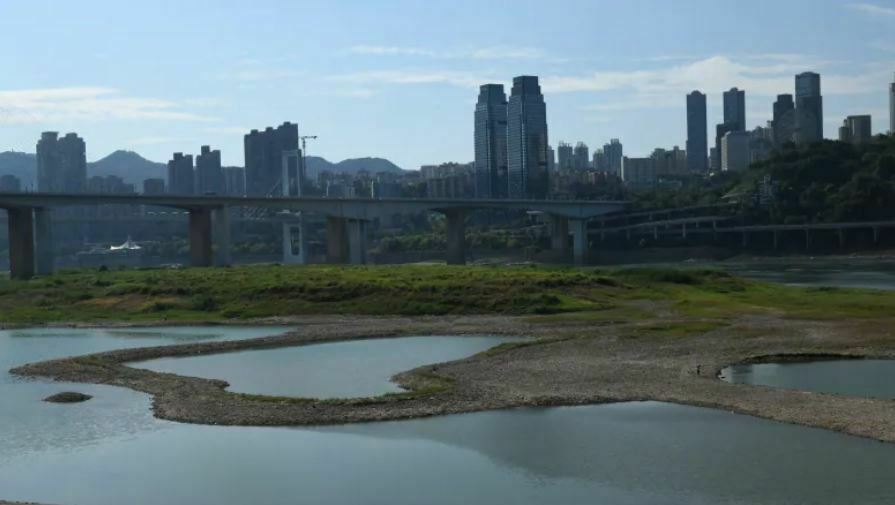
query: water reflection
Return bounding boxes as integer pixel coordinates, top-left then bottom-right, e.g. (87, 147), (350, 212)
(722, 359), (895, 399)
(4, 327), (895, 505)
(135, 336), (516, 398)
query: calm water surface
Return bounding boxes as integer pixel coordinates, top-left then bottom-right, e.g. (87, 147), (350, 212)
(136, 336), (515, 398)
(4, 327), (895, 504)
(720, 259), (895, 290)
(722, 359), (895, 399)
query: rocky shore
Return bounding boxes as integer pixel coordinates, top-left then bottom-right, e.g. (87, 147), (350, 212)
(10, 313), (895, 443)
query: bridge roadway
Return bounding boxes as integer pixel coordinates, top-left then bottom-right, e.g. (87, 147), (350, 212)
(0, 192), (626, 279)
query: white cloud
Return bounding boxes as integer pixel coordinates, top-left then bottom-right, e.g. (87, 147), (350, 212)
(329, 70), (499, 89)
(348, 45), (438, 57)
(128, 136), (183, 146)
(201, 126), (249, 135)
(848, 2), (895, 16)
(346, 44), (546, 60)
(0, 87), (214, 125)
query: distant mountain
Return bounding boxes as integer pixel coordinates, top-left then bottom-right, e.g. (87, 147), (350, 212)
(305, 156), (404, 178)
(88, 150), (166, 185)
(0, 151), (36, 189)
(0, 149), (166, 188)
(0, 150), (404, 190)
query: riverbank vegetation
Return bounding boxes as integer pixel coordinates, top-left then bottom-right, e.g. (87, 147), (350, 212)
(2, 264), (894, 324)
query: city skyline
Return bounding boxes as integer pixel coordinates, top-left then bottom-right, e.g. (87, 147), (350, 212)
(0, 0), (893, 169)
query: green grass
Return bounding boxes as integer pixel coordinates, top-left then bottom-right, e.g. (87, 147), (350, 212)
(1, 264), (894, 324)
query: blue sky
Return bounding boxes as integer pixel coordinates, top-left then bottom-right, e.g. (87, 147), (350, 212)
(0, 0), (893, 169)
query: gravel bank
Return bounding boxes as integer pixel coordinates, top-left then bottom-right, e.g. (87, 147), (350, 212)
(10, 314), (895, 443)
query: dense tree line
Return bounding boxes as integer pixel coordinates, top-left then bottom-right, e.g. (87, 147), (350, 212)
(632, 135), (895, 225)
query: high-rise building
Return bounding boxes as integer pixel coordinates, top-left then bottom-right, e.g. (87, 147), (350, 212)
(722, 87), (746, 132)
(839, 115), (872, 145)
(889, 73), (894, 134)
(686, 91), (708, 173)
(557, 142), (574, 170)
(167, 153), (195, 195)
(772, 94), (796, 146)
(244, 122), (300, 196)
(621, 157), (656, 189)
(507, 76), (549, 199)
(142, 178), (165, 195)
(195, 145), (224, 195)
(0, 174), (21, 192)
(547, 145), (556, 172)
(474, 84), (508, 198)
(795, 72), (823, 143)
(592, 149), (609, 172)
(721, 131), (751, 172)
(603, 139), (623, 176)
(36, 132), (86, 193)
(714, 122), (738, 171)
(573, 142), (589, 171)
(223, 166), (246, 196)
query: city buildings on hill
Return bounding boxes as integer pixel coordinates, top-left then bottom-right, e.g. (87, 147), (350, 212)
(167, 152), (195, 195)
(557, 142), (573, 171)
(772, 94), (797, 145)
(507, 75), (549, 199)
(244, 122), (300, 197)
(36, 131), (86, 193)
(223, 166), (246, 196)
(721, 130), (750, 172)
(889, 73), (894, 135)
(795, 72), (823, 144)
(723, 87), (746, 132)
(573, 142), (589, 171)
(421, 162), (475, 199)
(603, 139), (623, 176)
(0, 174), (22, 192)
(839, 115), (872, 145)
(686, 91), (708, 174)
(142, 178), (165, 195)
(195, 145), (224, 195)
(621, 156), (655, 190)
(473, 84), (508, 199)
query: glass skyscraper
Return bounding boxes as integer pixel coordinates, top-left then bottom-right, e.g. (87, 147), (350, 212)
(722, 87), (746, 132)
(686, 91), (708, 173)
(795, 72), (823, 143)
(507, 76), (549, 200)
(474, 84), (508, 199)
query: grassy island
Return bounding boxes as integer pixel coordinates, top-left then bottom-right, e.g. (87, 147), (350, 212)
(2, 264), (895, 324)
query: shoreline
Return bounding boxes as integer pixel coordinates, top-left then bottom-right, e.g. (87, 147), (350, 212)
(10, 314), (895, 443)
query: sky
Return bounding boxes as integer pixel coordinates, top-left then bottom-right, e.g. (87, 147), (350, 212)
(0, 0), (893, 169)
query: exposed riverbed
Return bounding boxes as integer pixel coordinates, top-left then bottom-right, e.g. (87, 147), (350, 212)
(5, 326), (895, 504)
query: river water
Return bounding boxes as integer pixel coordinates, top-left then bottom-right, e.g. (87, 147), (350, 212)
(4, 326), (895, 504)
(717, 257), (895, 290)
(722, 359), (895, 399)
(135, 336), (515, 398)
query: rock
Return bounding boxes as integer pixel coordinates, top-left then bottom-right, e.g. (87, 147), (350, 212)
(43, 392), (93, 403)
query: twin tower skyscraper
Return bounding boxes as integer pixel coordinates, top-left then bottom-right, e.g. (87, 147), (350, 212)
(474, 76), (549, 200)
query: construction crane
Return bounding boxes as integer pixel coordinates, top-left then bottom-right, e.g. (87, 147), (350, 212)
(300, 135), (318, 154)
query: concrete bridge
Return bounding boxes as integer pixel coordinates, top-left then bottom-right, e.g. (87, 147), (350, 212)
(0, 192), (626, 279)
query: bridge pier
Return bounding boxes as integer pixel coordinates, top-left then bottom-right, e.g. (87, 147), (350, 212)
(873, 226), (880, 244)
(550, 215), (570, 258)
(189, 208), (213, 267)
(347, 219), (368, 265)
(213, 207), (231, 267)
(324, 216), (367, 265)
(838, 228), (845, 249)
(773, 230), (779, 250)
(7, 207), (35, 280)
(445, 209), (466, 265)
(571, 219), (588, 266)
(326, 216), (348, 264)
(34, 208), (54, 275)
